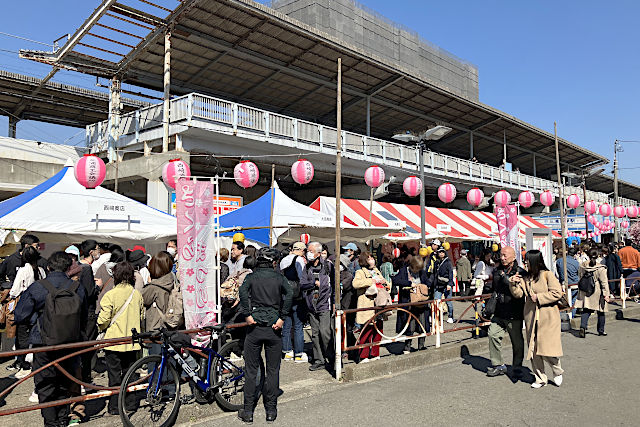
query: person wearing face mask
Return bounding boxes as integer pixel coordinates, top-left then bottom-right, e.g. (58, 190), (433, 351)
(299, 241), (335, 372)
(433, 248), (455, 323)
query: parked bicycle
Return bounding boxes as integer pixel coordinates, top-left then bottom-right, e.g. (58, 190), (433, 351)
(118, 324), (245, 427)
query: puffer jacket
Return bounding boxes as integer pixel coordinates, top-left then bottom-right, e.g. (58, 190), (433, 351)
(299, 258), (334, 314)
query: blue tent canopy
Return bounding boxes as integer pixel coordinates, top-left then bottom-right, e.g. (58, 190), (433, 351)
(219, 187), (273, 244)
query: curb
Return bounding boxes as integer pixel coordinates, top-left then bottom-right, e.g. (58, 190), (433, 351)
(343, 303), (640, 382)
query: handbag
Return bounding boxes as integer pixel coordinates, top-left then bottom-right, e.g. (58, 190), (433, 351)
(482, 291), (498, 319)
(410, 284), (431, 303)
(97, 288), (135, 341)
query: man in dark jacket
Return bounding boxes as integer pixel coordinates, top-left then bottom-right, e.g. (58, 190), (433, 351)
(238, 248), (292, 424)
(484, 246), (526, 377)
(337, 254), (355, 357)
(433, 248), (454, 323)
(0, 234), (48, 284)
(14, 251), (87, 427)
(300, 241), (335, 371)
(279, 242), (308, 362)
(77, 240), (101, 385)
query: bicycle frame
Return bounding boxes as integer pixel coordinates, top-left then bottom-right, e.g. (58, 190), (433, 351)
(148, 337), (244, 397)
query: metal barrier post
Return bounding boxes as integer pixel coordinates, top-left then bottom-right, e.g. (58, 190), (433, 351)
(474, 302), (479, 338)
(335, 310), (343, 380)
(434, 301), (441, 348)
(621, 276), (626, 309)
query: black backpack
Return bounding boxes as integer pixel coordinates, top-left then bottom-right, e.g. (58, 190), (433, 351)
(39, 279), (83, 345)
(282, 256), (302, 299)
(578, 271), (596, 297)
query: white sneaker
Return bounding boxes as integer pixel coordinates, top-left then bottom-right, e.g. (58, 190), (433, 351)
(81, 386), (86, 395)
(29, 391), (38, 403)
(283, 351), (294, 361)
(371, 356), (380, 361)
(531, 382), (546, 389)
(294, 353), (308, 363)
(402, 350), (410, 355)
(360, 358), (371, 364)
(446, 318), (454, 324)
(552, 375), (563, 386)
(13, 368), (32, 379)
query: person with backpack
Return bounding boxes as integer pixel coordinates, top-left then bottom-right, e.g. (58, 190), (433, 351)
(299, 241), (335, 371)
(279, 242), (308, 363)
(8, 246), (47, 379)
(13, 251), (87, 427)
(433, 248), (455, 323)
(576, 248), (611, 338)
(97, 261), (144, 416)
(392, 256), (430, 353)
(141, 252), (179, 333)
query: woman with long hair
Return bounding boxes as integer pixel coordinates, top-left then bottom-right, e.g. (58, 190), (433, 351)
(509, 250), (564, 388)
(576, 248), (610, 337)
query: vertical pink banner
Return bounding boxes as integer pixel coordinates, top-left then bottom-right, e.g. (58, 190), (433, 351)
(495, 204), (521, 253)
(176, 178), (217, 345)
(494, 206), (509, 247)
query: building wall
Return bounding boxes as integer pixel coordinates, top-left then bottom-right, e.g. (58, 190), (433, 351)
(272, 0), (479, 100)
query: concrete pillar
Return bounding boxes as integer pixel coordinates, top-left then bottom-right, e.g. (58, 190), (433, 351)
(108, 77), (122, 162)
(532, 153), (537, 177)
(469, 131), (474, 159)
(163, 30), (171, 153)
(503, 129), (507, 162)
(8, 116), (18, 138)
(366, 95), (371, 136)
(147, 179), (170, 213)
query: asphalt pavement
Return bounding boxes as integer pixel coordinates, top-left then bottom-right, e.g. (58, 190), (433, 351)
(194, 308), (640, 427)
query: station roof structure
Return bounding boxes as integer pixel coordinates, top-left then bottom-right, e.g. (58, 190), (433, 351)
(0, 70), (148, 127)
(20, 0), (608, 178)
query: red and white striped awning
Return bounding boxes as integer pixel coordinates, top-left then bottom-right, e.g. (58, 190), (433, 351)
(310, 196), (560, 242)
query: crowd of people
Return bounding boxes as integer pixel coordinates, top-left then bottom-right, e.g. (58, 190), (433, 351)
(1, 232), (640, 424)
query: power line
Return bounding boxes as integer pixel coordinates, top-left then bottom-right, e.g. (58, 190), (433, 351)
(0, 31), (53, 48)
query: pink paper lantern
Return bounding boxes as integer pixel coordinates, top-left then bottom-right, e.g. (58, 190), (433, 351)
(438, 182), (457, 204)
(234, 160), (260, 189)
(566, 194), (581, 209)
(604, 218), (611, 228)
(599, 203), (612, 217)
(587, 215), (595, 224)
(622, 220), (630, 229)
(403, 176), (422, 197)
(162, 158), (191, 189)
(364, 165), (385, 188)
(518, 191), (535, 208)
(627, 206), (639, 218)
(494, 190), (511, 208)
(540, 190), (555, 207)
(584, 200), (598, 215)
(467, 188), (484, 207)
(75, 154), (106, 189)
(392, 247), (401, 258)
(300, 233), (310, 244)
(291, 158), (314, 185)
(614, 205), (627, 219)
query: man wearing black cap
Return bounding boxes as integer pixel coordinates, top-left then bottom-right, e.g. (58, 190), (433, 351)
(238, 248), (293, 424)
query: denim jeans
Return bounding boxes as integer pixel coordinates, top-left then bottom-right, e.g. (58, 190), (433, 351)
(434, 289), (454, 319)
(282, 302), (306, 355)
(571, 289), (579, 317)
(580, 309), (605, 334)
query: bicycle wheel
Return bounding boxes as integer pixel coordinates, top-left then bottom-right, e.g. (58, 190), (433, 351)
(118, 355), (181, 427)
(213, 339), (245, 411)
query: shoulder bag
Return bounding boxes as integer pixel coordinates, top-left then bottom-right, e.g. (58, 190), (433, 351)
(97, 288), (135, 341)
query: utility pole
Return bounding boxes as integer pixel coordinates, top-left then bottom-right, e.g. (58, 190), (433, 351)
(582, 178), (589, 239)
(334, 58), (343, 380)
(554, 123), (568, 291)
(418, 140), (426, 247)
(614, 139), (620, 242)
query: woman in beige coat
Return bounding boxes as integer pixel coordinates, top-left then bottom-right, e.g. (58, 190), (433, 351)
(509, 250), (564, 389)
(577, 248), (611, 338)
(352, 251), (391, 363)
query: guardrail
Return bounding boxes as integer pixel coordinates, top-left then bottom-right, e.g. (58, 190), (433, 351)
(86, 92), (629, 205)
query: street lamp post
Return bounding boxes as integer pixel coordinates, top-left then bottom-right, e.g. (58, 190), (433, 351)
(393, 125), (452, 246)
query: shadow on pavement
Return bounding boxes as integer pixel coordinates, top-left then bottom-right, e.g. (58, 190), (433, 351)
(459, 345), (535, 384)
(0, 377), (17, 407)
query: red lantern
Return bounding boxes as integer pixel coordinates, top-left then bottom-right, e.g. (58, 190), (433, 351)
(75, 154), (106, 189)
(540, 190), (555, 207)
(494, 190), (511, 208)
(566, 194), (581, 209)
(403, 176), (422, 197)
(518, 191), (535, 208)
(291, 159), (314, 185)
(599, 203), (612, 217)
(162, 159), (191, 189)
(467, 188), (484, 207)
(437, 182), (457, 204)
(364, 165), (385, 188)
(614, 205), (627, 218)
(627, 206), (639, 218)
(234, 160), (259, 189)
(300, 233), (310, 244)
(392, 247), (401, 258)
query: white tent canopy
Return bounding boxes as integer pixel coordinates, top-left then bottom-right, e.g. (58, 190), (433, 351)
(0, 160), (176, 245)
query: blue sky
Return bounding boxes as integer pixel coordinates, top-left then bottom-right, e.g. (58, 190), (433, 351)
(1, 0), (639, 184)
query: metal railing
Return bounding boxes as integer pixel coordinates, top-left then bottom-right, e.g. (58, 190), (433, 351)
(85, 92), (632, 205)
